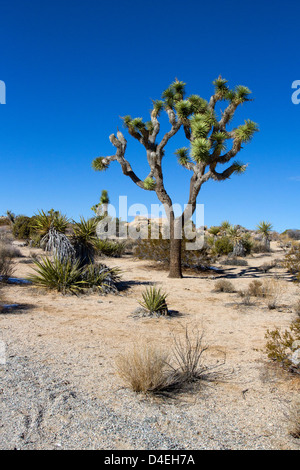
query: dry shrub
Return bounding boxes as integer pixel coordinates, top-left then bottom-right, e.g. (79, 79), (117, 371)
(116, 328), (220, 394)
(295, 299), (300, 317)
(116, 343), (170, 393)
(289, 399), (300, 439)
(213, 279), (236, 293)
(248, 280), (265, 297)
(247, 279), (286, 309)
(263, 279), (286, 310)
(0, 245), (15, 281)
(265, 319), (300, 374)
(251, 240), (271, 253)
(283, 243), (300, 282)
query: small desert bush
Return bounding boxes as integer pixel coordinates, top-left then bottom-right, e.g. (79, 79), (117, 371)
(28, 256), (120, 295)
(213, 279), (236, 293)
(289, 399), (300, 439)
(247, 279), (286, 308)
(222, 257), (248, 266)
(0, 246), (15, 281)
(12, 215), (37, 240)
(251, 240), (271, 253)
(248, 280), (265, 297)
(0, 217), (10, 227)
(139, 286), (169, 315)
(283, 244), (300, 282)
(116, 328), (214, 394)
(212, 236), (233, 256)
(94, 239), (126, 258)
(0, 242), (22, 258)
(263, 279), (286, 310)
(116, 343), (170, 393)
(265, 319), (300, 373)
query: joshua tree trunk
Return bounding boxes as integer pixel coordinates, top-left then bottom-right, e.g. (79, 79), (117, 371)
(168, 213), (183, 278)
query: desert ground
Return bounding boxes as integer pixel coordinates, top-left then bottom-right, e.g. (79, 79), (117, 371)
(0, 239), (299, 450)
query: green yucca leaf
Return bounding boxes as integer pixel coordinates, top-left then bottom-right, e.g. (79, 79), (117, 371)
(235, 85), (252, 103)
(139, 286), (168, 314)
(143, 177), (156, 191)
(191, 138), (211, 163)
(257, 221), (273, 235)
(171, 79), (186, 95)
(152, 99), (164, 115)
(28, 256), (86, 295)
(31, 210), (69, 236)
(175, 147), (190, 166)
(235, 120), (259, 143)
(122, 115), (132, 128)
(92, 157), (109, 172)
(213, 77), (229, 98)
(72, 217), (98, 243)
(225, 90), (237, 102)
(232, 160), (247, 174)
(130, 117), (145, 131)
(190, 115), (210, 139)
(211, 131), (228, 153)
(145, 120), (154, 134)
(188, 95), (208, 114)
(175, 100), (192, 119)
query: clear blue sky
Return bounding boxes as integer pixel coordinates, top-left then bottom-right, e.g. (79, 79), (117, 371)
(0, 0), (299, 232)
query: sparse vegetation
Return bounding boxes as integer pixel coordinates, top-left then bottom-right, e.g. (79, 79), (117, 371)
(94, 239), (126, 258)
(289, 399), (300, 439)
(0, 245), (15, 281)
(138, 286), (169, 316)
(283, 244), (300, 282)
(28, 256), (120, 295)
(213, 279), (236, 293)
(116, 328), (217, 394)
(265, 319), (300, 373)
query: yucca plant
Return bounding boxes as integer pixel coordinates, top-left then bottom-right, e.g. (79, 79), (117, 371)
(28, 256), (85, 294)
(28, 257), (121, 295)
(257, 221), (273, 249)
(139, 286), (169, 316)
(32, 209), (69, 237)
(81, 263), (121, 293)
(94, 239), (126, 258)
(72, 217), (98, 265)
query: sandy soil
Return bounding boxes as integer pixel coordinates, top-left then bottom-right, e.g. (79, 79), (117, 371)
(0, 241), (299, 450)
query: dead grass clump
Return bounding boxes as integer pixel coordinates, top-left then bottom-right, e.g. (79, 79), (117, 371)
(116, 328), (221, 394)
(213, 279), (236, 293)
(263, 279), (286, 310)
(116, 343), (170, 393)
(248, 280), (265, 297)
(246, 279), (286, 309)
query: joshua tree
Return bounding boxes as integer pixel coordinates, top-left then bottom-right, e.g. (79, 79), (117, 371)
(227, 225), (245, 257)
(257, 221), (273, 249)
(91, 190), (110, 217)
(93, 77), (258, 278)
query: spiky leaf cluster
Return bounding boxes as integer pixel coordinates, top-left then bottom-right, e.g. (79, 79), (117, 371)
(143, 177), (156, 190)
(92, 157), (109, 172)
(235, 120), (259, 143)
(191, 138), (211, 163)
(175, 147), (190, 167)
